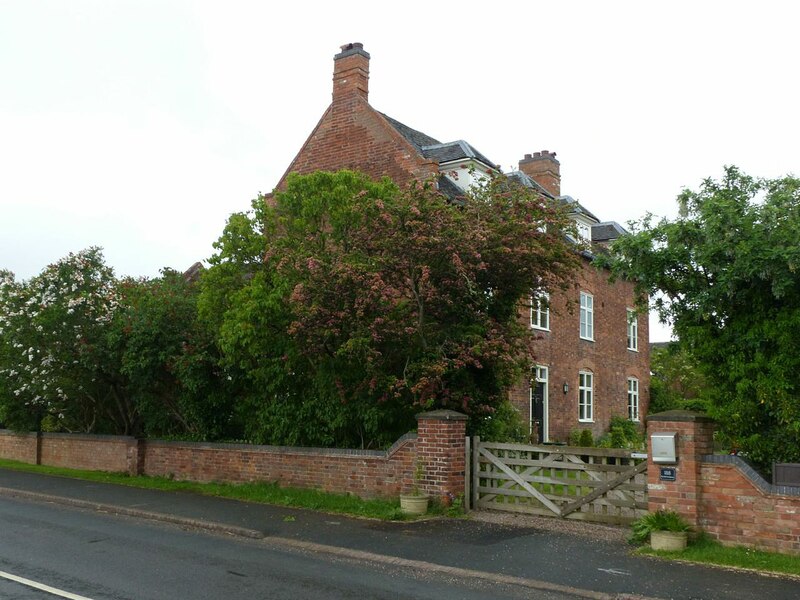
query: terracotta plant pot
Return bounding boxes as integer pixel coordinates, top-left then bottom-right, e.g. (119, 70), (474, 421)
(399, 494), (429, 516)
(650, 530), (688, 551)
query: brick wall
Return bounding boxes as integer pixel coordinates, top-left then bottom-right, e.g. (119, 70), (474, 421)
(0, 411), (468, 501)
(646, 411), (714, 527)
(39, 433), (138, 474)
(0, 431), (137, 472)
(414, 410), (467, 501)
(510, 260), (650, 442)
(0, 430), (39, 464)
(700, 458), (800, 554)
(647, 411), (800, 555)
(141, 436), (415, 498)
(276, 98), (437, 189)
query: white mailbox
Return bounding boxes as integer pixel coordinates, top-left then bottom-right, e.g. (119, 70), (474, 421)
(651, 432), (678, 464)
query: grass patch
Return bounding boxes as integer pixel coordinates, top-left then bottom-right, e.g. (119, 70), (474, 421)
(0, 458), (420, 521)
(636, 534), (800, 578)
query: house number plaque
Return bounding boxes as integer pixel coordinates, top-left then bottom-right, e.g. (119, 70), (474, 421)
(659, 467), (677, 482)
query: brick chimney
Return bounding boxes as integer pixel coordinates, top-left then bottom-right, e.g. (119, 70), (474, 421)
(333, 42), (370, 102)
(519, 150), (560, 197)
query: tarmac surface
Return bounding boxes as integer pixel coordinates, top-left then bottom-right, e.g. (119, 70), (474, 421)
(0, 468), (798, 599)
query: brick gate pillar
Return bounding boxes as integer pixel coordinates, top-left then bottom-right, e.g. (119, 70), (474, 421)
(415, 410), (468, 503)
(646, 410), (715, 528)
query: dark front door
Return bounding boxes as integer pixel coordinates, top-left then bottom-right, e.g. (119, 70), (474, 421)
(531, 381), (545, 444)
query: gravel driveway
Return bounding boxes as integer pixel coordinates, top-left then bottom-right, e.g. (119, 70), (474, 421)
(470, 509), (631, 544)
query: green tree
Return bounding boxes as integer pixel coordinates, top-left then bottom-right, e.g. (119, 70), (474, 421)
(201, 170), (580, 448)
(111, 270), (237, 440)
(648, 343), (710, 414)
(603, 167), (800, 472)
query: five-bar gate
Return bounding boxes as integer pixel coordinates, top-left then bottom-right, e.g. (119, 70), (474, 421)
(469, 438), (648, 525)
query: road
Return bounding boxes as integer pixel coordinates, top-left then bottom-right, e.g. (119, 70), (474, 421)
(0, 496), (579, 600)
(1, 469), (799, 600)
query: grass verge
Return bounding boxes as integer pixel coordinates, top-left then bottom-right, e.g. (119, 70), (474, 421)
(636, 534), (800, 578)
(0, 458), (442, 521)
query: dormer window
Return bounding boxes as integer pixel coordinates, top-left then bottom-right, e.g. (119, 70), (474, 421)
(563, 198), (599, 243)
(441, 160), (493, 192)
(575, 221), (591, 241)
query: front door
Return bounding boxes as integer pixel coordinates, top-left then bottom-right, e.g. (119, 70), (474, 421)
(530, 366), (548, 444)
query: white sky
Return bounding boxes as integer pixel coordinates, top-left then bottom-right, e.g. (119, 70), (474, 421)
(1, 1), (798, 342)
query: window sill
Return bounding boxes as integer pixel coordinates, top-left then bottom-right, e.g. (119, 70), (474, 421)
(579, 336), (594, 342)
(531, 325), (550, 332)
(578, 419), (594, 423)
(627, 347), (639, 353)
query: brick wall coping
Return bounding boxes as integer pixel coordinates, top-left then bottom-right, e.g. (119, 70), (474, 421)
(0, 429), (135, 443)
(647, 410), (715, 423)
(0, 430), (39, 438)
(416, 410), (468, 422)
(703, 454), (800, 497)
(0, 429), (418, 459)
(144, 432), (417, 459)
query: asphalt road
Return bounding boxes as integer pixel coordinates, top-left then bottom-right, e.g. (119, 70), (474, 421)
(0, 469), (799, 600)
(0, 496), (577, 600)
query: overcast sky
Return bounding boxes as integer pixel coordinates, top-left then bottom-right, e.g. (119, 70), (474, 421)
(1, 1), (798, 342)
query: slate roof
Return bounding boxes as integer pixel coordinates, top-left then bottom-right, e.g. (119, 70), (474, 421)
(380, 113), (497, 170)
(379, 113), (441, 151)
(506, 170), (553, 198)
(436, 174), (465, 200)
(559, 195), (600, 222)
(592, 221), (628, 242)
(379, 113), (612, 231)
(421, 140), (497, 169)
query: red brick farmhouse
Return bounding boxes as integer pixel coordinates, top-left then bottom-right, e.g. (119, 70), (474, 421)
(273, 43), (650, 442)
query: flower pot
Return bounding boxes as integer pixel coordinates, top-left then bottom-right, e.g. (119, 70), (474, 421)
(650, 530), (688, 551)
(399, 494), (429, 515)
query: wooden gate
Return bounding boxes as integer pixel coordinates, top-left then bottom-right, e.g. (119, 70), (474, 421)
(469, 438), (648, 524)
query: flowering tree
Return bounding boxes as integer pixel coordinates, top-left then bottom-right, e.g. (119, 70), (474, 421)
(0, 248), (121, 432)
(202, 170), (580, 447)
(0, 250), (238, 438)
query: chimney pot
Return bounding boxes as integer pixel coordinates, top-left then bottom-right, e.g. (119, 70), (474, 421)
(524, 153), (532, 159)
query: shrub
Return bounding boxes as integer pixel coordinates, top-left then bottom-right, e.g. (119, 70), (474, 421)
(475, 400), (528, 443)
(597, 416), (645, 449)
(578, 429), (594, 447)
(630, 510), (691, 544)
(568, 429), (582, 446)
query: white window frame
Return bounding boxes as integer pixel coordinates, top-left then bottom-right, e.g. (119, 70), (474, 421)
(576, 221), (591, 241)
(579, 371), (594, 422)
(627, 309), (638, 351)
(628, 377), (640, 421)
(530, 293), (550, 331)
(579, 292), (594, 341)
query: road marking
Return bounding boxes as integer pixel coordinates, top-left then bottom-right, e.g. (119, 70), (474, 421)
(0, 570), (95, 600)
(598, 568), (632, 576)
